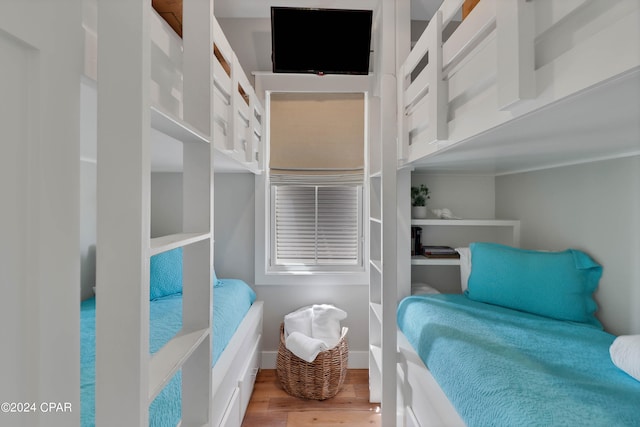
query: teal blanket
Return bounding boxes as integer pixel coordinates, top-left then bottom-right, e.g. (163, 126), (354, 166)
(397, 294), (640, 427)
(81, 279), (256, 427)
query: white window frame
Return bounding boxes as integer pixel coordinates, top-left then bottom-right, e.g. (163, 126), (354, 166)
(255, 173), (368, 286)
(252, 73), (372, 286)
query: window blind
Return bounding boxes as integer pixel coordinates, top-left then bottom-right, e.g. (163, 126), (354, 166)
(269, 93), (364, 173)
(273, 184), (361, 265)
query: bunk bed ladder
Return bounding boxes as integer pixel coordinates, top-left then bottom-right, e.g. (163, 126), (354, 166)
(96, 1), (215, 425)
(369, 0), (412, 425)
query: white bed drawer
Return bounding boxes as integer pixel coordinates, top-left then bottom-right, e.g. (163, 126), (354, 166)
(218, 386), (240, 427)
(238, 334), (261, 415)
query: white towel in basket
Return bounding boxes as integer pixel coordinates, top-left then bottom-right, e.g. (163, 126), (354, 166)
(285, 331), (329, 363)
(284, 305), (313, 338)
(284, 304), (347, 360)
(312, 304), (347, 349)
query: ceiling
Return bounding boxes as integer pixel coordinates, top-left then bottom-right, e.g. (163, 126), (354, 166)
(214, 0), (444, 20)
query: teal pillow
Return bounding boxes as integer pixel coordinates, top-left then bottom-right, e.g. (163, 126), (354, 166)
(150, 248), (183, 300)
(466, 242), (603, 328)
(213, 269), (223, 288)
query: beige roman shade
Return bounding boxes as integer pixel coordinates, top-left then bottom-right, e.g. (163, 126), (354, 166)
(269, 92), (365, 176)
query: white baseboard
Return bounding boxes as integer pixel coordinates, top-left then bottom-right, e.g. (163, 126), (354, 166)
(260, 350), (369, 369)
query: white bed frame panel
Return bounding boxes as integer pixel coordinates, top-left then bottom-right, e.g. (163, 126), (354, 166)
(396, 331), (464, 427)
(212, 19), (263, 172)
(212, 23), (234, 154)
(399, 0), (640, 166)
(211, 301), (263, 427)
(1, 2), (82, 426)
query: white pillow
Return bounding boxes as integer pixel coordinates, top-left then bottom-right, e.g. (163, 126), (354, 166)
(456, 247), (471, 292)
(610, 334), (640, 382)
(411, 282), (440, 295)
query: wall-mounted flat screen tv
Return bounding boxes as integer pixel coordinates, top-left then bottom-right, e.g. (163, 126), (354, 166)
(271, 7), (373, 75)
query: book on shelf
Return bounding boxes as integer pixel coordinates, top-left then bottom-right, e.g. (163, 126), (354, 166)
(424, 253), (460, 259)
(422, 246), (460, 258)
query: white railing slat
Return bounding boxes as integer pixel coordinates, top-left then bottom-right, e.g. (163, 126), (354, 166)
(496, 0), (536, 109)
(442, 0), (497, 75)
(427, 10), (448, 142)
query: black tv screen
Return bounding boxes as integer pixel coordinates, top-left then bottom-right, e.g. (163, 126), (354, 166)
(271, 7), (373, 75)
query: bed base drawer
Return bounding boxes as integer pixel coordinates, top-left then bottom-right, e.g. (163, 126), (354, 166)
(218, 386), (240, 427)
(238, 334), (261, 417)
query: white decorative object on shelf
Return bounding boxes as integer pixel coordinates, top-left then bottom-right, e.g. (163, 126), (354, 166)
(431, 208), (461, 219)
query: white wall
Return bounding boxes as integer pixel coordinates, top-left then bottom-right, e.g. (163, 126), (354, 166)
(150, 172), (183, 238)
(496, 156), (640, 335)
(411, 173), (496, 219)
(217, 18), (271, 84)
(213, 173), (255, 283)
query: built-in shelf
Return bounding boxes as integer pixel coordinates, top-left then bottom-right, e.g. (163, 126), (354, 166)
(411, 218), (521, 248)
(150, 232), (211, 256)
(412, 255), (461, 266)
(411, 219), (520, 227)
(148, 328), (210, 403)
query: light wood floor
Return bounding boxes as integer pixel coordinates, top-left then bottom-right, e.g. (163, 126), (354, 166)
(241, 369), (381, 427)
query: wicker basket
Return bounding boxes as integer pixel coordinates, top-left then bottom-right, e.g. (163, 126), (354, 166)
(276, 323), (348, 400)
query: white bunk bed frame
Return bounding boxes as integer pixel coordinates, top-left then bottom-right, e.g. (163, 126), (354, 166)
(84, 4), (264, 174)
(398, 0), (640, 171)
(390, 1), (640, 426)
(93, 1), (264, 426)
(146, 11), (264, 173)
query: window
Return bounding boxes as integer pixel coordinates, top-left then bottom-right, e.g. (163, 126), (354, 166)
(259, 91), (367, 281)
(272, 183), (362, 268)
